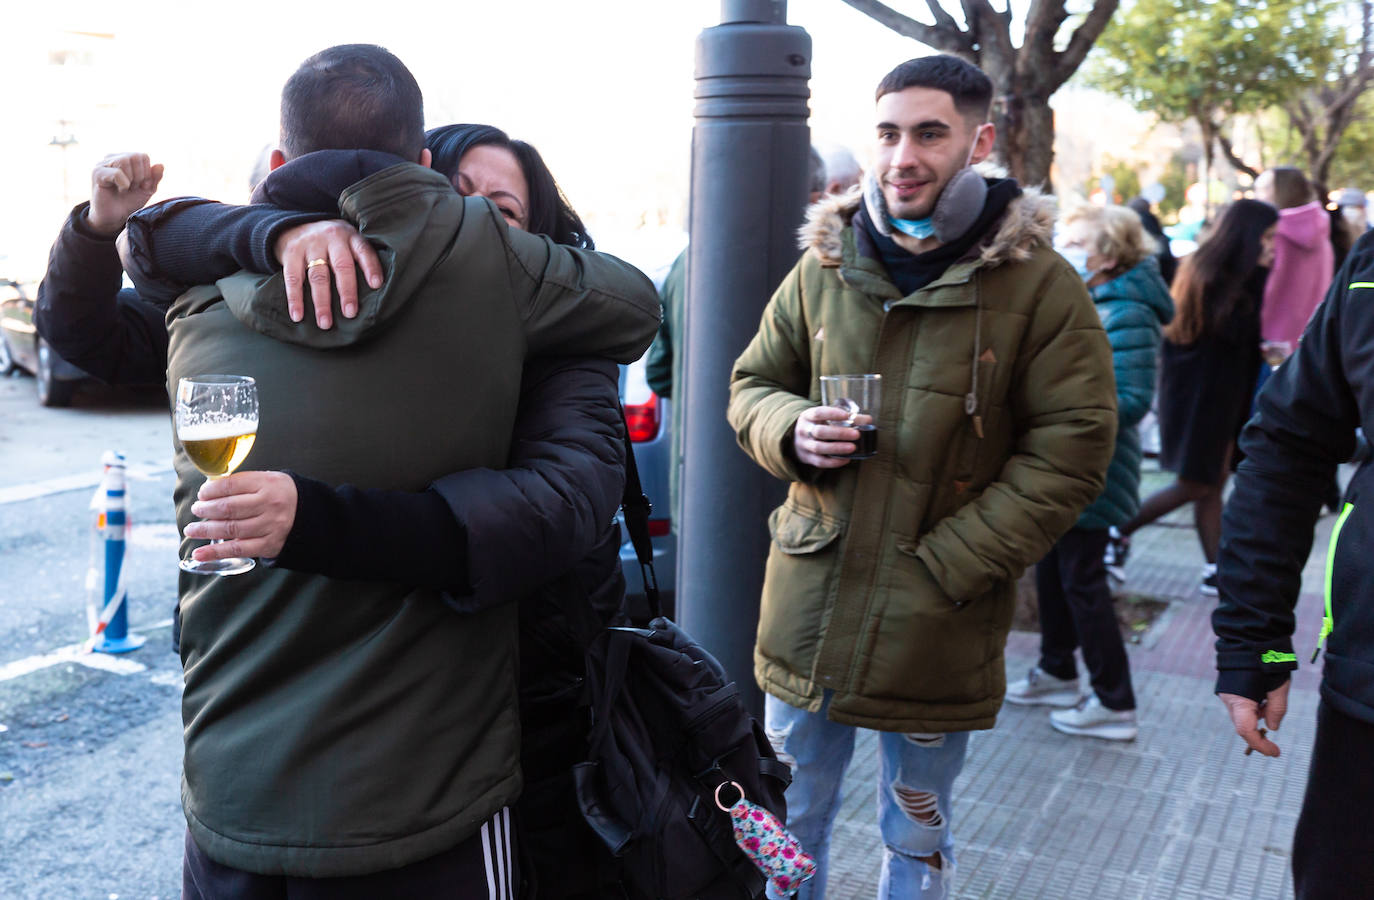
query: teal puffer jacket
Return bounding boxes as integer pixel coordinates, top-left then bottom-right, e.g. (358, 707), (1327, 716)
(1079, 257), (1174, 530)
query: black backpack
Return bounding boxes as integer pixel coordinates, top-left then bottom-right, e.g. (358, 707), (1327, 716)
(566, 420), (793, 900)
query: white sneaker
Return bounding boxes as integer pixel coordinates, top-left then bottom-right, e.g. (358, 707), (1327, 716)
(1004, 666), (1081, 707)
(1104, 526), (1130, 583)
(1200, 563), (1219, 597)
(1050, 694), (1138, 741)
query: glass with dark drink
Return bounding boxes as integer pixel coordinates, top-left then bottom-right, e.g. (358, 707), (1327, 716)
(820, 374), (882, 460)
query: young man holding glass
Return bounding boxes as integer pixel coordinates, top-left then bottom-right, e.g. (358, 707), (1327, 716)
(727, 55), (1116, 898)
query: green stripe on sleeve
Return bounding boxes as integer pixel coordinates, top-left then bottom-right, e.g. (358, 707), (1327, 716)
(1351, 282), (1374, 289)
(1314, 501), (1356, 662)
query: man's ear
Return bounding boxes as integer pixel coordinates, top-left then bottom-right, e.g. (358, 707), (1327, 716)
(969, 123), (996, 166)
(269, 149), (287, 171)
(418, 148), (432, 169)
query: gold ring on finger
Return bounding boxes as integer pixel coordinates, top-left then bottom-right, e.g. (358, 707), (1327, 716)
(307, 257), (329, 270)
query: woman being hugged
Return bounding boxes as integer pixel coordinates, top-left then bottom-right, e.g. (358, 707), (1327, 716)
(1007, 204), (1173, 740)
(1107, 199), (1278, 595)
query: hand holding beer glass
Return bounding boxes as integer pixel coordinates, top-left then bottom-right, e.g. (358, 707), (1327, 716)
(175, 375), (259, 575)
(793, 374), (882, 469)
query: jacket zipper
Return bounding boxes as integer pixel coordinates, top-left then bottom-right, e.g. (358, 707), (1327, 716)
(1313, 501), (1355, 662)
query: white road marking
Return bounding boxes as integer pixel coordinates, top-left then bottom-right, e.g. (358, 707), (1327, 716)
(0, 618), (173, 683)
(0, 461), (172, 505)
(148, 671), (184, 691)
(0, 644), (146, 681)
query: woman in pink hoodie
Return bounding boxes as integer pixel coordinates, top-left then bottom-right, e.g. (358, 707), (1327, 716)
(1252, 167), (1342, 512)
(1254, 167), (1334, 350)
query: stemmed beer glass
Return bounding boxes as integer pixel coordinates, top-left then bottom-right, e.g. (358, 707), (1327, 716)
(175, 375), (259, 575)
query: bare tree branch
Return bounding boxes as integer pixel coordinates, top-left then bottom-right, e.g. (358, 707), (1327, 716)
(922, 0), (961, 34)
(1216, 129), (1260, 179)
(1017, 0), (1065, 80)
(837, 0), (972, 55)
(1021, 0), (1066, 56)
(1053, 0), (1121, 89)
(969, 0), (1016, 66)
(1362, 0), (1372, 69)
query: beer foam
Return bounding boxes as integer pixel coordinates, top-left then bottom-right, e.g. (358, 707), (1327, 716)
(178, 418), (258, 441)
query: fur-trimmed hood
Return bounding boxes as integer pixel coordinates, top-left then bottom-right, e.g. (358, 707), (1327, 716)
(797, 177), (1057, 271)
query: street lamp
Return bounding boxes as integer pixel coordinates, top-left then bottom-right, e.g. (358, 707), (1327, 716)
(49, 121), (79, 209)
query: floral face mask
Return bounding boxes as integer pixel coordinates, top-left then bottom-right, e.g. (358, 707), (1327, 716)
(716, 781), (817, 896)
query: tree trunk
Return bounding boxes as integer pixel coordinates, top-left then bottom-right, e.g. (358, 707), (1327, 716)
(1198, 116), (1216, 220)
(996, 90), (1055, 189)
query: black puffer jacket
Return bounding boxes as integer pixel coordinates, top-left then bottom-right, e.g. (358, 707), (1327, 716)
(34, 205), (167, 385)
(1215, 231), (1374, 724)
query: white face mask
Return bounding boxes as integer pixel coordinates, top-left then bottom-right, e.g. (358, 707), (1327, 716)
(1055, 244), (1094, 281)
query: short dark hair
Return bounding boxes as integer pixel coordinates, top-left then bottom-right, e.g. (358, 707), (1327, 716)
(875, 55), (993, 124)
(1268, 166), (1314, 210)
(425, 123), (594, 250)
(280, 44), (425, 161)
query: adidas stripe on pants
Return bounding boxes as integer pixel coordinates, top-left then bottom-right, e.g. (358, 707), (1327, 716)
(183, 807), (518, 898)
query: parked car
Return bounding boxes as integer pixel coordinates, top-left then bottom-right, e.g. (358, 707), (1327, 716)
(619, 355), (676, 619)
(0, 279), (91, 407)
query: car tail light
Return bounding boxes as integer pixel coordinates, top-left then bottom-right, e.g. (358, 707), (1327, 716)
(647, 519), (671, 537)
(625, 392), (661, 443)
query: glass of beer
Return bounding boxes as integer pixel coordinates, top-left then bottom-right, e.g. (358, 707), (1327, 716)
(175, 375), (259, 575)
(820, 374), (882, 460)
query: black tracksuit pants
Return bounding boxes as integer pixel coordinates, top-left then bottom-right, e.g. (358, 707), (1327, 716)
(1293, 700), (1374, 899)
(182, 809), (516, 900)
(1034, 527), (1137, 711)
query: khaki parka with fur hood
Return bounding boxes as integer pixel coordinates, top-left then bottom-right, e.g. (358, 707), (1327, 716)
(728, 186), (1117, 733)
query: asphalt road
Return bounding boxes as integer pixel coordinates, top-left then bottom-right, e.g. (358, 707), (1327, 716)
(0, 370), (184, 899)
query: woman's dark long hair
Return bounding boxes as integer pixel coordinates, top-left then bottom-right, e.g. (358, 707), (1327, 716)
(425, 123), (593, 249)
(1165, 198), (1278, 345)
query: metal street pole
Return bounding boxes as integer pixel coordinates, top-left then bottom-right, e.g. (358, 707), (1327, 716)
(677, 0), (811, 717)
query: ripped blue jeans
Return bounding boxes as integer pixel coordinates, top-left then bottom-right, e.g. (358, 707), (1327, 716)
(764, 693), (969, 900)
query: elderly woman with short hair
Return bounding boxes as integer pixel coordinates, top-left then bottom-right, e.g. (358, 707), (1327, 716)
(1005, 203), (1175, 741)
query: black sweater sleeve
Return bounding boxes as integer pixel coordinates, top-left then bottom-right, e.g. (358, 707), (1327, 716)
(272, 473), (467, 589)
(1213, 240), (1366, 700)
(122, 198), (328, 306)
(33, 204), (168, 385)
(270, 357), (625, 606)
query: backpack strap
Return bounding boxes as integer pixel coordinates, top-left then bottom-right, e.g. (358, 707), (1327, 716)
(619, 406), (661, 622)
(584, 626), (638, 758)
(544, 407), (662, 649)
(758, 756), (794, 787)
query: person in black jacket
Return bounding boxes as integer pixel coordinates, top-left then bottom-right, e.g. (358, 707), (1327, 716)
(34, 157), (171, 386)
(1126, 194), (1177, 286)
(36, 145), (638, 899)
(1213, 229), (1374, 898)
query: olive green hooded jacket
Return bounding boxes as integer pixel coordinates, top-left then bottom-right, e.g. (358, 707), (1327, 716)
(166, 162), (661, 877)
(728, 187), (1116, 734)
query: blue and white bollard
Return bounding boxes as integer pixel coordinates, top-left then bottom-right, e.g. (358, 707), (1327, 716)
(91, 451), (144, 654)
